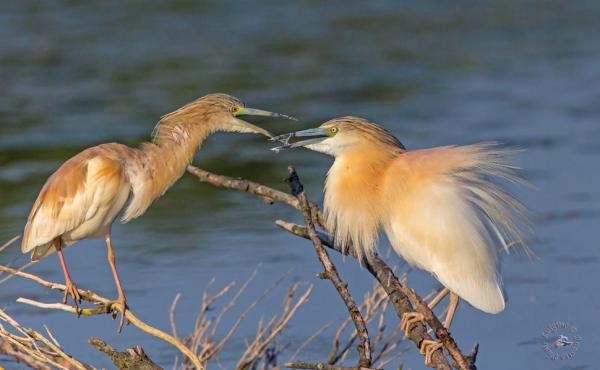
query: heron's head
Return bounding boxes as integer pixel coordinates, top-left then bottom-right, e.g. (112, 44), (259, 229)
(158, 93), (295, 139)
(271, 116), (405, 156)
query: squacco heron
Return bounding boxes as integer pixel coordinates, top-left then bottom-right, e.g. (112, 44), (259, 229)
(21, 93), (292, 332)
(272, 116), (529, 364)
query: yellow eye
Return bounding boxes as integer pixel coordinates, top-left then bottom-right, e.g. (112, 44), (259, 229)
(330, 127), (338, 133)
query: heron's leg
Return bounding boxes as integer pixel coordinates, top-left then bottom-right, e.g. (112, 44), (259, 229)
(444, 292), (460, 329)
(105, 233), (129, 333)
(428, 287), (449, 310)
(53, 238), (81, 310)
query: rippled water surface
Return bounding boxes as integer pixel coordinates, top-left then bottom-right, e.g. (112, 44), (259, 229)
(1, 1), (599, 369)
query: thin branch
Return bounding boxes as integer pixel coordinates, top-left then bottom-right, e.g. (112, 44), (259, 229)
(0, 235), (20, 253)
(375, 343), (411, 369)
(284, 362), (375, 370)
(289, 322), (332, 362)
(198, 270), (290, 362)
(326, 276), (390, 366)
(327, 315), (352, 364)
(0, 338), (54, 370)
(170, 293), (182, 340)
(285, 166), (372, 369)
(209, 269), (259, 339)
(0, 234), (34, 286)
(236, 284), (313, 370)
(187, 165), (325, 227)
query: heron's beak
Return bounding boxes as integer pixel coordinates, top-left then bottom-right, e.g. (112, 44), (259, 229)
(270, 127), (329, 152)
(238, 107), (297, 121)
(233, 107), (297, 138)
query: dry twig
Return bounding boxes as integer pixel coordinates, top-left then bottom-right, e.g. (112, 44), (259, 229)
(284, 166), (372, 368)
(0, 308), (92, 370)
(236, 282), (313, 370)
(186, 166), (325, 228)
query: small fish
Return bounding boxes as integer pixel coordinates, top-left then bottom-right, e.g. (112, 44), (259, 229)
(269, 132), (295, 145)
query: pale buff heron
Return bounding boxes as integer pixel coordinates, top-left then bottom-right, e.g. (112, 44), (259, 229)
(22, 93), (294, 332)
(272, 116), (530, 364)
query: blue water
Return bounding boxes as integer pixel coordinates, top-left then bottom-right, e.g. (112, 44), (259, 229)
(1, 1), (599, 369)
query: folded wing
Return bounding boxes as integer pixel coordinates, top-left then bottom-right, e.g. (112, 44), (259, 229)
(22, 145), (130, 260)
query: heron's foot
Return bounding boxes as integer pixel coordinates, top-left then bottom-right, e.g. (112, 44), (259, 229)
(63, 280), (82, 315)
(111, 295), (129, 334)
(420, 339), (444, 366)
(400, 311), (425, 337)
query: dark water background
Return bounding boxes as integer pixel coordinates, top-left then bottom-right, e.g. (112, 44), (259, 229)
(1, 1), (599, 369)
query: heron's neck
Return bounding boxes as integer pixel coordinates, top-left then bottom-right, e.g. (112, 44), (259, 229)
(323, 145), (397, 259)
(146, 124), (211, 185)
(326, 146), (396, 197)
(121, 122), (215, 222)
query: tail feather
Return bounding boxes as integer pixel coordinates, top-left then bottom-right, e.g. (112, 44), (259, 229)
(30, 242), (54, 261)
(454, 143), (534, 259)
(384, 142), (532, 312)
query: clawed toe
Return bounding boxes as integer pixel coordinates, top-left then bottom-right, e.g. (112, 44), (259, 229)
(400, 311), (425, 336)
(420, 339), (444, 366)
(112, 296), (129, 334)
(64, 281), (82, 315)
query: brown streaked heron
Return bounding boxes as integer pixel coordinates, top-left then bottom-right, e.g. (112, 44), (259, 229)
(21, 93), (294, 332)
(272, 116), (530, 365)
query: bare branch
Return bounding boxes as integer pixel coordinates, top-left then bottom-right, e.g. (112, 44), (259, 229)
(187, 166), (325, 227)
(236, 284), (313, 370)
(284, 361), (375, 370)
(0, 235), (34, 287)
(170, 293), (182, 340)
(0, 235), (20, 253)
(290, 322), (332, 363)
(285, 166), (372, 369)
(0, 339), (53, 370)
(197, 270), (290, 363)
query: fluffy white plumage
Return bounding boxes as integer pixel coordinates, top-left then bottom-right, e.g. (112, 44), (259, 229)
(302, 117), (531, 314)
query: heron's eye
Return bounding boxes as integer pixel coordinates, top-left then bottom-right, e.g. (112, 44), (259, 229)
(330, 127), (338, 134)
(232, 106), (241, 115)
